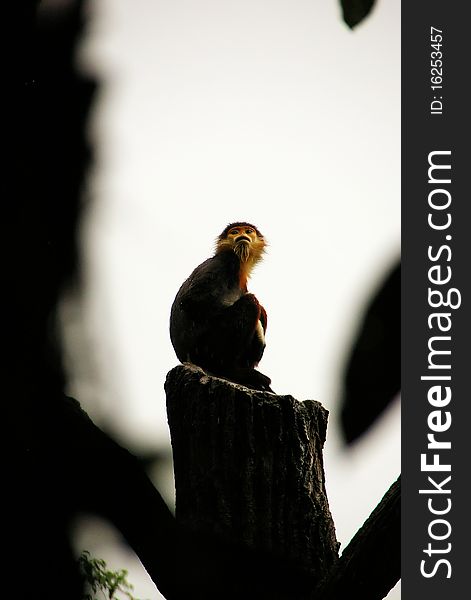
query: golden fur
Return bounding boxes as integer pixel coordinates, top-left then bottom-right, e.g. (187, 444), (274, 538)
(215, 222), (266, 289)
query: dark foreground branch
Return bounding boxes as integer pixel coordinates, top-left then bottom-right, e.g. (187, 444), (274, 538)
(46, 396), (182, 599)
(316, 476), (401, 600)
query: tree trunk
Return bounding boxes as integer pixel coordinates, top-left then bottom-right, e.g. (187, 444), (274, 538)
(165, 364), (339, 596)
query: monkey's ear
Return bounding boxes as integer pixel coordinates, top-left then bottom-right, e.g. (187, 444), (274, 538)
(338, 260), (400, 445)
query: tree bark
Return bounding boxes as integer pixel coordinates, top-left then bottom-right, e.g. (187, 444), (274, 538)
(165, 364), (339, 596)
(316, 476), (400, 600)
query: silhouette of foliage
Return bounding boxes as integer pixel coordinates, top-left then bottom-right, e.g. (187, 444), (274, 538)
(340, 0), (376, 28)
(340, 261), (400, 444)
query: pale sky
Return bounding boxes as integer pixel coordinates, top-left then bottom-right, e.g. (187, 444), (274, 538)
(65, 1), (401, 597)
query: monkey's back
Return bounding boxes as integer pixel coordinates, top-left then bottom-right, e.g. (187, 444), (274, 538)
(169, 252), (242, 365)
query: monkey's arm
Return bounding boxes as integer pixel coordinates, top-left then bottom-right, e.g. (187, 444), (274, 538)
(202, 293), (267, 369)
(217, 293), (261, 333)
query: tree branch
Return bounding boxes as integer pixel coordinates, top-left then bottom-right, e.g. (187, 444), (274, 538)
(316, 476), (400, 600)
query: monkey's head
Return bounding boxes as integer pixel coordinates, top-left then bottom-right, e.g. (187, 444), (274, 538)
(216, 222), (266, 265)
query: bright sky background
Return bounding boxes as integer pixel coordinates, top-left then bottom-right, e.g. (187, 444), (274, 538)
(66, 0), (401, 597)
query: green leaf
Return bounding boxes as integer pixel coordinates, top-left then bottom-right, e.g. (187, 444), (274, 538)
(78, 550), (147, 600)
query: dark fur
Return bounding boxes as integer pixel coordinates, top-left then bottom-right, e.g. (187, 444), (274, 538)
(218, 222), (263, 240)
(170, 249), (272, 391)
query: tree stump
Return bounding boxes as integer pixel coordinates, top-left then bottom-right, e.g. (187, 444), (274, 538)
(165, 364), (339, 589)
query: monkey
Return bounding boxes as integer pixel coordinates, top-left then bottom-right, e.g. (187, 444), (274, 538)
(170, 222), (273, 392)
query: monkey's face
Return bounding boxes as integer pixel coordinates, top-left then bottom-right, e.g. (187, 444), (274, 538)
(217, 223), (265, 263)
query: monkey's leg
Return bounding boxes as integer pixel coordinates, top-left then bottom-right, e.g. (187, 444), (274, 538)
(214, 293), (262, 361)
(200, 295), (273, 392)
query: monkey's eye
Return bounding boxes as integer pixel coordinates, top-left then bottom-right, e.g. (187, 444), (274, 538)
(245, 228), (254, 234)
(229, 229), (239, 235)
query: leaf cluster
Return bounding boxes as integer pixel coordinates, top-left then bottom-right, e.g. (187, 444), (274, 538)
(79, 551), (147, 600)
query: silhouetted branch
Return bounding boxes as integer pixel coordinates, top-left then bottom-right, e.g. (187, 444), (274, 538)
(316, 476), (400, 600)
